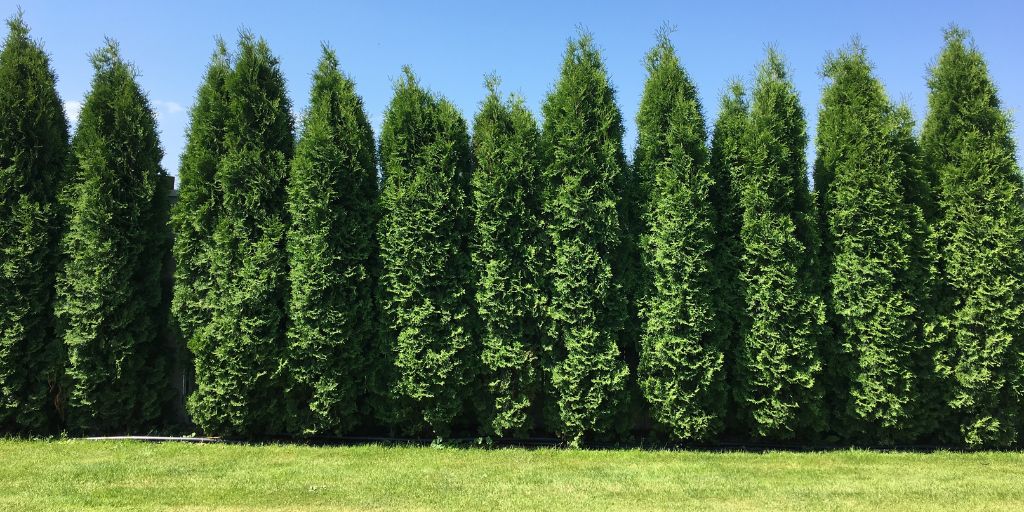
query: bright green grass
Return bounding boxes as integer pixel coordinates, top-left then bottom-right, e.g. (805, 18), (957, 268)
(1, 440), (1023, 511)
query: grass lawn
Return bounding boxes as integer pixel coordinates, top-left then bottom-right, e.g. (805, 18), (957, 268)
(1, 440), (1023, 511)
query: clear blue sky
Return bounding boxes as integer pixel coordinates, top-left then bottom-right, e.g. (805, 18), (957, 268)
(4, 1), (1022, 182)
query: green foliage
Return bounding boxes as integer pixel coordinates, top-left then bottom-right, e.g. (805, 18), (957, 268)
(171, 40), (230, 362)
(186, 34), (294, 437)
(0, 14), (69, 433)
(3, 20), (1023, 447)
(56, 40), (170, 433)
(633, 33), (725, 441)
(285, 46), (378, 436)
(470, 77), (546, 438)
(734, 50), (826, 440)
(709, 83), (748, 247)
(921, 27), (1024, 448)
(377, 68), (477, 437)
(708, 81), (750, 431)
(814, 42), (936, 443)
(541, 33), (630, 445)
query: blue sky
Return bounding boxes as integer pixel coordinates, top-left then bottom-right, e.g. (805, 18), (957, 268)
(4, 1), (1022, 182)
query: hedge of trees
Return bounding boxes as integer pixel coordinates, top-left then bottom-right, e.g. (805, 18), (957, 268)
(2, 13), (1023, 448)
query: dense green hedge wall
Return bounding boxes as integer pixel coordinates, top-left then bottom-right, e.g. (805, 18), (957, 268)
(377, 68), (478, 438)
(2, 16), (1023, 447)
(732, 49), (827, 440)
(0, 14), (68, 434)
(186, 34), (295, 437)
(633, 32), (727, 441)
(471, 77), (547, 439)
(813, 43), (937, 443)
(285, 46), (381, 436)
(56, 40), (172, 434)
(540, 33), (633, 446)
(922, 29), (1024, 449)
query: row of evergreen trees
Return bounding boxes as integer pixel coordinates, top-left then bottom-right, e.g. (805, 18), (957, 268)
(1, 14), (174, 435)
(2, 13), (1022, 447)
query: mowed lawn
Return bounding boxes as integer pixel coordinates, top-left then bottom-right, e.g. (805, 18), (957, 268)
(1, 440), (1023, 511)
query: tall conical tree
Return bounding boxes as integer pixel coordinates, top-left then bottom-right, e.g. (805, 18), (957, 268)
(471, 76), (546, 438)
(285, 46), (378, 436)
(633, 33), (725, 441)
(708, 81), (750, 431)
(891, 103), (947, 441)
(56, 40), (170, 433)
(814, 42), (935, 443)
(734, 50), (826, 440)
(541, 33), (630, 445)
(187, 34), (294, 437)
(171, 40), (231, 368)
(0, 13), (69, 433)
(922, 27), (1024, 448)
(378, 68), (476, 437)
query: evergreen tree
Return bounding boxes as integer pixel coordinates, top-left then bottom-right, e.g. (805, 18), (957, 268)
(734, 50), (826, 440)
(814, 42), (934, 443)
(0, 13), (69, 433)
(286, 46), (378, 436)
(922, 27), (1024, 448)
(471, 76), (546, 438)
(541, 33), (630, 445)
(171, 41), (230, 366)
(708, 81), (750, 431)
(187, 34), (294, 437)
(56, 40), (170, 433)
(378, 68), (476, 437)
(633, 33), (725, 441)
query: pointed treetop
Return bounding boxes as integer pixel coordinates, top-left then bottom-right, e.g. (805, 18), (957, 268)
(572, 25), (593, 47)
(929, 26), (991, 86)
(758, 46), (790, 83)
(237, 27), (255, 46)
(847, 35), (866, 56)
(483, 73), (501, 97)
(232, 30), (279, 72)
(822, 38), (871, 77)
(930, 25), (989, 80)
(943, 24), (972, 47)
(654, 21), (677, 43)
(311, 44), (346, 89)
(318, 43), (339, 70)
(397, 64), (419, 89)
(87, 37), (140, 80)
(212, 36), (230, 66)
(562, 27), (605, 69)
(240, 31), (272, 61)
(5, 8), (28, 39)
(89, 37), (124, 72)
(646, 23), (679, 72)
(723, 79), (747, 107)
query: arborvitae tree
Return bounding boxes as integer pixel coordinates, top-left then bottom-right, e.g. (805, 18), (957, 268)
(922, 27), (1024, 448)
(171, 41), (230, 367)
(891, 104), (947, 441)
(285, 46), (378, 436)
(541, 33), (630, 445)
(734, 50), (826, 440)
(814, 42), (934, 443)
(708, 81), (750, 431)
(633, 34), (725, 441)
(56, 40), (170, 433)
(470, 76), (546, 438)
(0, 14), (69, 433)
(187, 34), (294, 437)
(378, 68), (476, 437)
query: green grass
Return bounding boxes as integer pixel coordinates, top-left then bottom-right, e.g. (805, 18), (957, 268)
(1, 440), (1023, 511)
